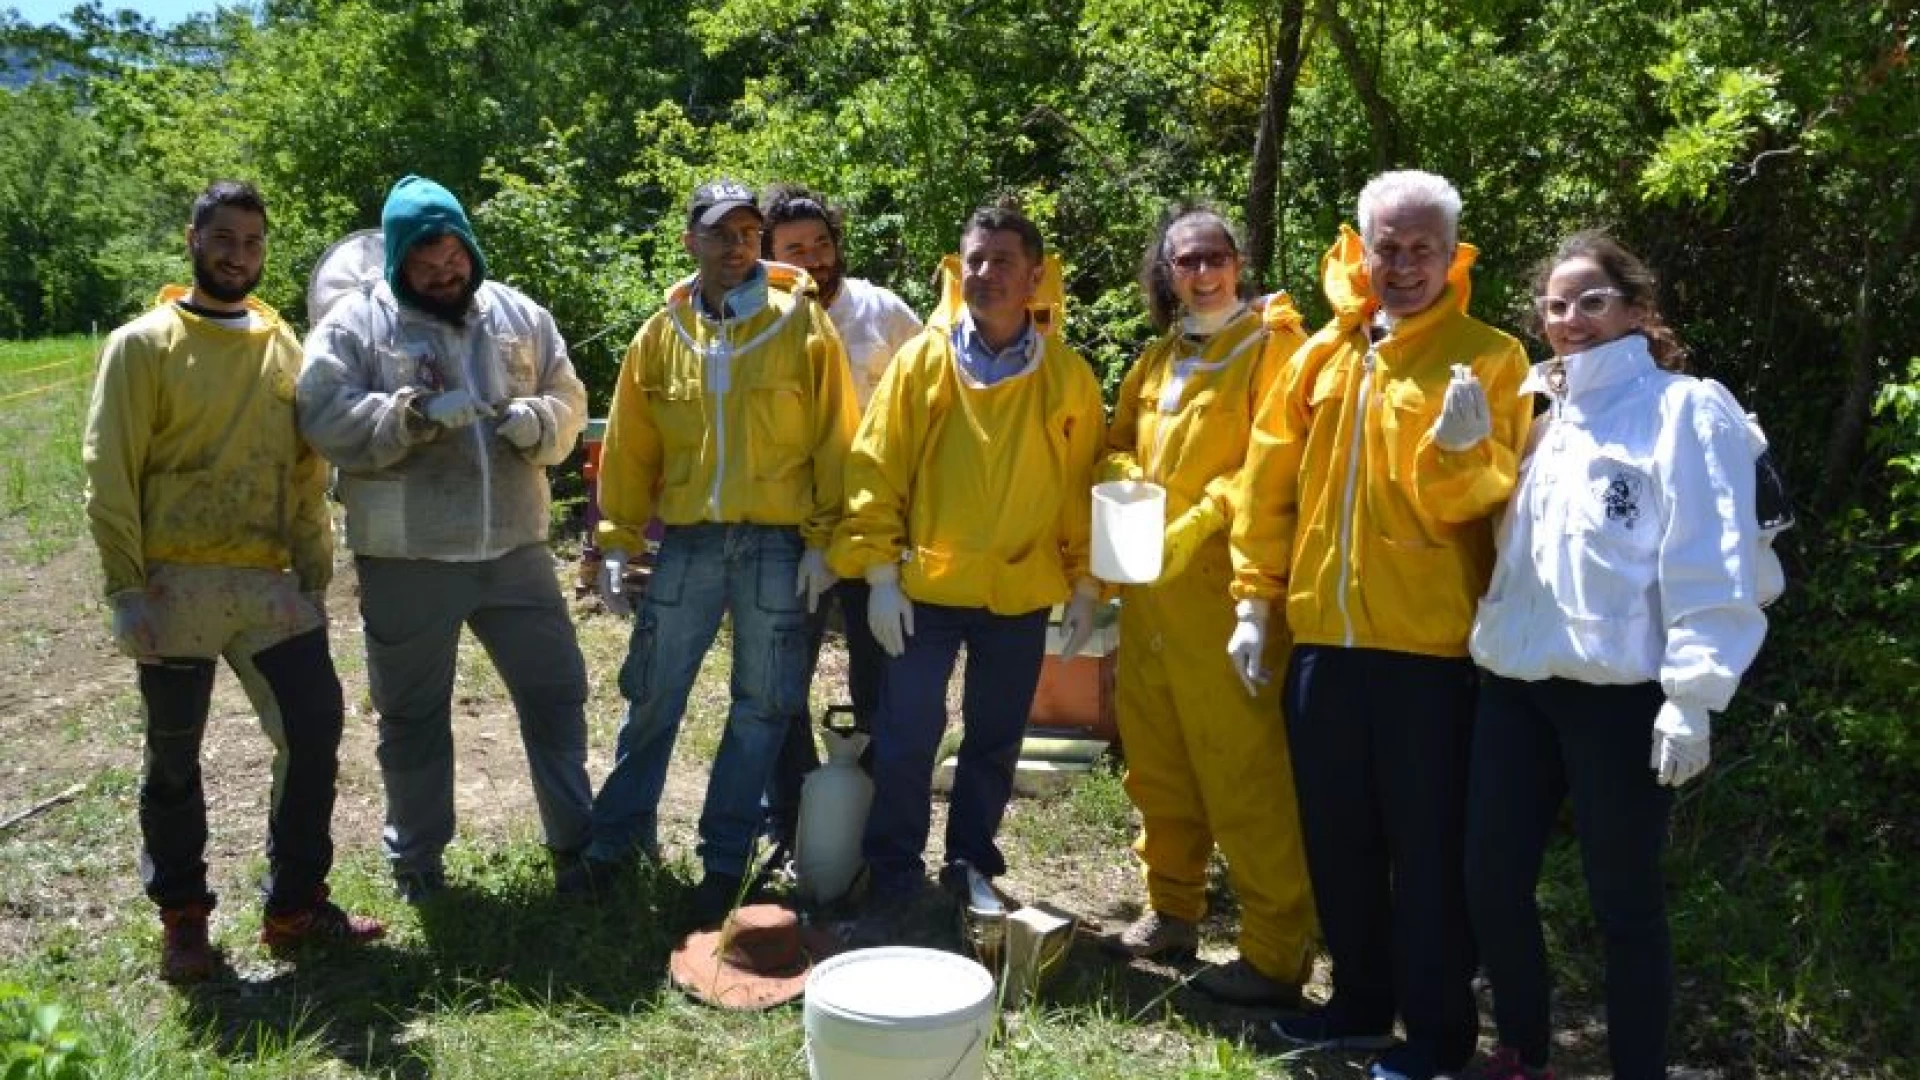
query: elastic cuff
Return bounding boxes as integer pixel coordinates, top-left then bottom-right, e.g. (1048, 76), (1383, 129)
(1072, 577), (1101, 601)
(865, 561), (900, 587)
(1234, 598), (1270, 622)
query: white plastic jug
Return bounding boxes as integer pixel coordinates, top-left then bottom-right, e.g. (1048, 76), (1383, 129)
(795, 712), (874, 907)
(1091, 480), (1166, 584)
(805, 947), (995, 1080)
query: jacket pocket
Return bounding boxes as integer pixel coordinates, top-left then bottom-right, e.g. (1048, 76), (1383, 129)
(748, 380), (812, 490)
(1378, 378), (1430, 486)
(340, 476), (407, 555)
(497, 333), (538, 397)
(374, 347), (420, 393)
(748, 378), (810, 445)
(644, 378), (707, 461)
(1368, 534), (1474, 650)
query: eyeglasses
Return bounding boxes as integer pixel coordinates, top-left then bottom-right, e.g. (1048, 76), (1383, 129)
(1170, 250), (1236, 275)
(698, 226), (764, 250)
(1533, 287), (1627, 320)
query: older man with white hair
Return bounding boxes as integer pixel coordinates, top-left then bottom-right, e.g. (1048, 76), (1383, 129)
(1228, 171), (1532, 1080)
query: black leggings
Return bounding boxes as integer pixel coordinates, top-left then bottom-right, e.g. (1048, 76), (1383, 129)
(1464, 673), (1674, 1080)
(138, 629), (344, 914)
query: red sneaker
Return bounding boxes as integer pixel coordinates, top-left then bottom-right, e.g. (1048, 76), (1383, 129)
(259, 885), (385, 952)
(160, 904), (219, 983)
(1470, 1046), (1556, 1080)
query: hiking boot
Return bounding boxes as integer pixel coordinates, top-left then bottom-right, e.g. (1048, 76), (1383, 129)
(684, 871), (747, 930)
(1465, 1047), (1555, 1080)
(1265, 1003), (1398, 1052)
(1192, 955), (1305, 1008)
(1104, 910), (1199, 962)
(259, 886), (385, 952)
(159, 904), (218, 983)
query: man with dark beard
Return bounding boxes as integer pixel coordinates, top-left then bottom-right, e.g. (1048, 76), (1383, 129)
(84, 180), (384, 983)
(297, 175), (594, 905)
(757, 184), (921, 861)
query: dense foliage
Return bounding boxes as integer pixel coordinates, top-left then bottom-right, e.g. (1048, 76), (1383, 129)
(3, 0), (1915, 1071)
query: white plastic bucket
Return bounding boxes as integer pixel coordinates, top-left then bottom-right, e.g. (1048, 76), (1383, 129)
(1091, 480), (1166, 584)
(804, 946), (995, 1080)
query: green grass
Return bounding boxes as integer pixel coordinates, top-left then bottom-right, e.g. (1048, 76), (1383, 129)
(6, 334), (1913, 1078)
(0, 336), (96, 563)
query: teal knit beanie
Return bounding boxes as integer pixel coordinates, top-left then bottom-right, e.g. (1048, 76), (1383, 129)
(381, 175), (489, 301)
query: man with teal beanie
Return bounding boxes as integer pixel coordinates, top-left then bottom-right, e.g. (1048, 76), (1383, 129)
(381, 175), (490, 319)
(297, 175), (595, 903)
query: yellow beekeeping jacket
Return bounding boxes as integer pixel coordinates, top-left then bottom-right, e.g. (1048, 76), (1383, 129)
(1231, 226), (1532, 658)
(597, 263), (858, 551)
(1106, 298), (1307, 523)
(83, 287), (331, 597)
(829, 321), (1105, 615)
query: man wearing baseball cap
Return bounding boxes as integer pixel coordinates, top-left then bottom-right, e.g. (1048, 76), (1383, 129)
(567, 179), (858, 929)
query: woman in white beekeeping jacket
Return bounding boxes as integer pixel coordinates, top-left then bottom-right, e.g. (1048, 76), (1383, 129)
(1462, 231), (1777, 1080)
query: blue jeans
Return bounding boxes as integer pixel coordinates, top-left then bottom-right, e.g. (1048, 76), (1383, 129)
(863, 602), (1049, 897)
(585, 523), (808, 878)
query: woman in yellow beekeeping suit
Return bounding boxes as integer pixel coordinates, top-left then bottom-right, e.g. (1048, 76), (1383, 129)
(1099, 206), (1317, 1005)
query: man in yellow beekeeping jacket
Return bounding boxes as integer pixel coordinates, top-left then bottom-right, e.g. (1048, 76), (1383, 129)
(568, 179), (859, 928)
(1099, 206), (1316, 1008)
(83, 181), (383, 984)
(1229, 171), (1532, 1080)
(829, 206), (1104, 939)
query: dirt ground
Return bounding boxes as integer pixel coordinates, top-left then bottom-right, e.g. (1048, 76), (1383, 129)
(0, 519), (1708, 1080)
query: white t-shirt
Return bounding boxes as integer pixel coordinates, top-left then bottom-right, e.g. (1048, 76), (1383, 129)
(827, 276), (923, 411)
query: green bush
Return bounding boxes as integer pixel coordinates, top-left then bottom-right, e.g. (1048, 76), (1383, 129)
(0, 983), (95, 1080)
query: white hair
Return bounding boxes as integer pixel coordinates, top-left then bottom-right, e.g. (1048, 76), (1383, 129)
(1357, 170), (1462, 249)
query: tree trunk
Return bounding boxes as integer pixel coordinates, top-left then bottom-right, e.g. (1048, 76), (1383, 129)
(1317, 0), (1403, 171)
(1244, 0), (1309, 287)
(1818, 182), (1920, 514)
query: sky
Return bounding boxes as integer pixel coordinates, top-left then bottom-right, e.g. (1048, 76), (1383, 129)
(6, 0), (225, 27)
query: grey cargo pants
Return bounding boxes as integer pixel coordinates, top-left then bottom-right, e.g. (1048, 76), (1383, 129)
(356, 543), (593, 879)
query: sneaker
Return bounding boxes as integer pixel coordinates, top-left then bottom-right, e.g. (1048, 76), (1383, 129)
(1466, 1046), (1554, 1080)
(1104, 910), (1200, 962)
(1192, 956), (1304, 1008)
(259, 886), (385, 952)
(684, 871), (746, 930)
(394, 868), (446, 906)
(1370, 1043), (1451, 1080)
(937, 860), (1004, 915)
(1266, 1004), (1398, 1052)
(159, 904), (219, 983)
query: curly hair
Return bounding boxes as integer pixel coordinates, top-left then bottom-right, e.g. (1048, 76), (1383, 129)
(1529, 230), (1688, 371)
(759, 183), (843, 259)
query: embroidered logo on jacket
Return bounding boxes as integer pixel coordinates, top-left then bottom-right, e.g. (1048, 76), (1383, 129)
(1601, 472), (1643, 529)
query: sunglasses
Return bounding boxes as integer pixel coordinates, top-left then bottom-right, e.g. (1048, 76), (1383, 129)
(1169, 250), (1236, 275)
(1533, 287), (1627, 320)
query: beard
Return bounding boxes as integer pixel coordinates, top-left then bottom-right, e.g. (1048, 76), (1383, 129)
(190, 248), (261, 304)
(402, 276), (480, 324)
(810, 257), (846, 305)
